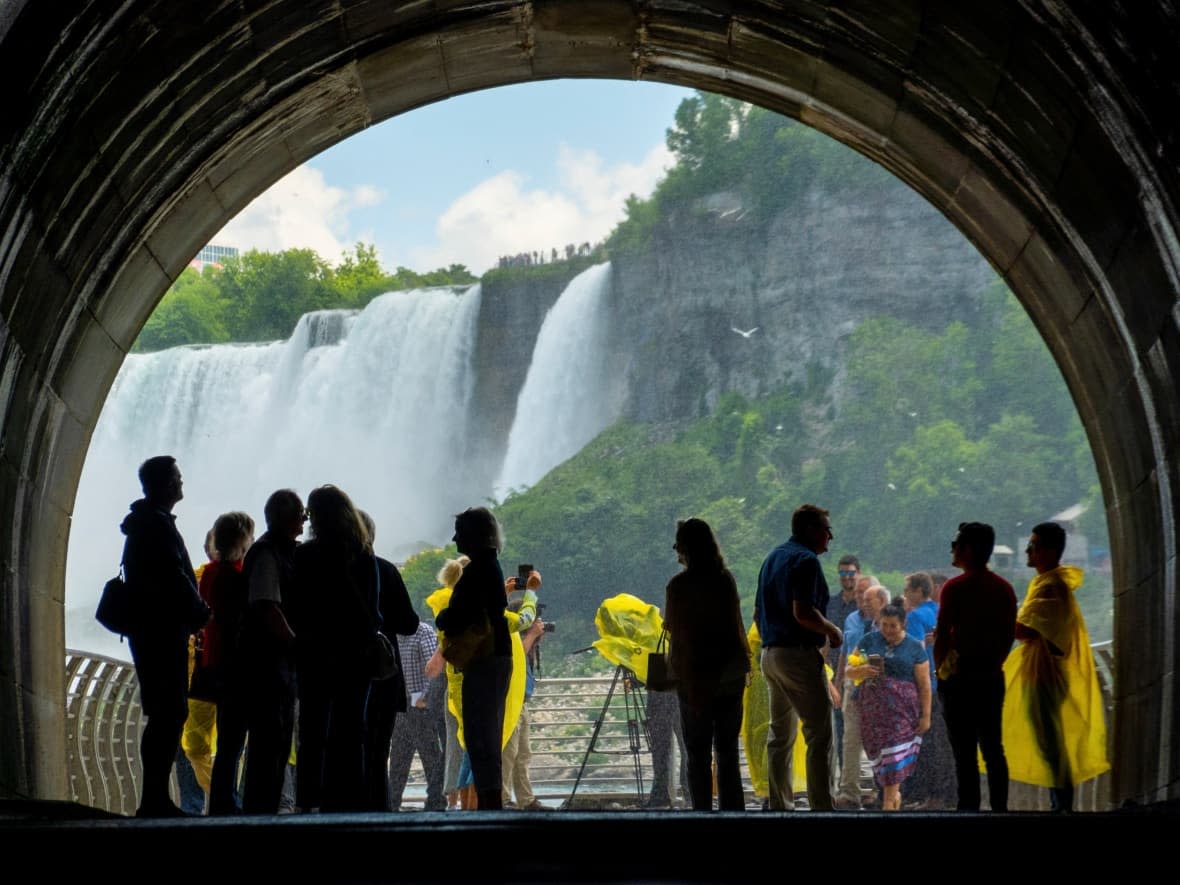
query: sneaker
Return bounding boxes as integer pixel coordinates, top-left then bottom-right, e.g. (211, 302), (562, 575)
(521, 800), (551, 811)
(833, 797), (862, 811)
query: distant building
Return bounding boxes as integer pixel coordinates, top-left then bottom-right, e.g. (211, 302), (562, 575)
(189, 243), (238, 272)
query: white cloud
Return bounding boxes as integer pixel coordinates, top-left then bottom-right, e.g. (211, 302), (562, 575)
(411, 142), (674, 274)
(212, 165), (383, 265)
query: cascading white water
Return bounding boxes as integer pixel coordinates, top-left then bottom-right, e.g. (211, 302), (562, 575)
(494, 262), (625, 499)
(67, 285), (484, 658)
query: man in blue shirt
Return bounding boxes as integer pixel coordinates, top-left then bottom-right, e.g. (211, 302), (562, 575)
(755, 503), (844, 811)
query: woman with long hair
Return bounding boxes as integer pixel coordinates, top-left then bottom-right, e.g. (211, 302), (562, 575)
(663, 517), (751, 811)
(289, 484), (378, 812)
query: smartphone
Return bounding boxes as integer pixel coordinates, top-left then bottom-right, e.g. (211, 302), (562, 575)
(517, 563), (533, 589)
(868, 653), (884, 670)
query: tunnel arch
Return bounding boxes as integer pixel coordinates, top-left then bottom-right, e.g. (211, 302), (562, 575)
(2, 2), (1177, 806)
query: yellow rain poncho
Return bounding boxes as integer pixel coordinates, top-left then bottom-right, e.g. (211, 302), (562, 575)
(741, 622), (814, 796)
(591, 593), (665, 679)
(1001, 565), (1110, 787)
(426, 585), (527, 752)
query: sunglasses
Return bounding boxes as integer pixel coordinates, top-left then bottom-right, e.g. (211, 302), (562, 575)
(838, 570), (857, 578)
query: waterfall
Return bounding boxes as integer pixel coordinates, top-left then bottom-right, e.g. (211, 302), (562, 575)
(494, 262), (625, 499)
(67, 285), (484, 658)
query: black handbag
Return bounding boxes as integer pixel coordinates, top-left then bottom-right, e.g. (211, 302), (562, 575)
(645, 627), (678, 691)
(357, 556), (399, 682)
(95, 566), (138, 638)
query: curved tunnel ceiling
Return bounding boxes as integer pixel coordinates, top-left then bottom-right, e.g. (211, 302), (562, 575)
(1, 2), (1178, 804)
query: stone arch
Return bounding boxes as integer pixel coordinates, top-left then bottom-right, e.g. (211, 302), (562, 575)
(1, 2), (1176, 806)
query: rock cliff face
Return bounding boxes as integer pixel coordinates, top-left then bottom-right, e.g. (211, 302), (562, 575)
(607, 180), (998, 423)
(469, 177), (998, 457)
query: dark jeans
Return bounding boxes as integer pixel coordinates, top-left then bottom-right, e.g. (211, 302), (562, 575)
(209, 674), (248, 815)
(678, 688), (745, 811)
(364, 678), (402, 811)
(940, 670), (1008, 812)
(461, 654), (512, 803)
(242, 656), (296, 814)
(130, 633), (189, 814)
(297, 662), (372, 812)
(388, 707), (446, 810)
(174, 746), (205, 814)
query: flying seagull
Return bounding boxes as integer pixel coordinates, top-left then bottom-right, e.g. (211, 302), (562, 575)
(731, 326), (759, 339)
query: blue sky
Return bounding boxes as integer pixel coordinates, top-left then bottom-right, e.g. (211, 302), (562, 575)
(215, 80), (695, 275)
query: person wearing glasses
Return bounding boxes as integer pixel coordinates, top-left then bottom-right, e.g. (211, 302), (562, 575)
(933, 521), (1017, 812)
(754, 503), (844, 811)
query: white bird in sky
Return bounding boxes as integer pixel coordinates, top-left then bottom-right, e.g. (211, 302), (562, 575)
(731, 326), (759, 339)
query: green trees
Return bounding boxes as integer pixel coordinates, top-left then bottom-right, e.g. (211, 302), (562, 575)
(482, 284), (1107, 660)
(134, 243), (478, 352)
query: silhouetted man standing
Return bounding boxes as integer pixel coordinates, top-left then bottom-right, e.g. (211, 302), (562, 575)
(239, 489), (305, 813)
(755, 503), (843, 811)
(934, 521), (1017, 812)
(120, 455), (209, 817)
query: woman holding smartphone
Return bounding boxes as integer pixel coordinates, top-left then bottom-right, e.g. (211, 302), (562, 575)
(845, 600), (932, 810)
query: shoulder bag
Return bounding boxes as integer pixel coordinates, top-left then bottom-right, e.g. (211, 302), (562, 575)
(95, 565), (138, 639)
(645, 627), (678, 691)
(440, 610), (494, 671)
(354, 556), (399, 681)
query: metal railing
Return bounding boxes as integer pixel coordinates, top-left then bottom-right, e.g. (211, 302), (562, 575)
(64, 641), (1116, 814)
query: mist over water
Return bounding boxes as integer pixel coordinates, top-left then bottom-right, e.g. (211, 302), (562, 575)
(68, 285), (484, 656)
(68, 265), (622, 658)
(495, 262), (625, 499)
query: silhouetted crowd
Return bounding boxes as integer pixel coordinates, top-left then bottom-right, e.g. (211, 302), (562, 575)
(114, 456), (1107, 817)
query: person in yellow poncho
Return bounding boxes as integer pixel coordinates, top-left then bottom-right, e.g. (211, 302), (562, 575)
(1002, 521), (1110, 812)
(425, 559), (535, 809)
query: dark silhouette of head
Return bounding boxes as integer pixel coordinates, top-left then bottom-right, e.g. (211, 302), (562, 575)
(264, 488), (304, 536)
(212, 511), (254, 562)
(138, 455), (182, 507)
(675, 517), (726, 572)
(1031, 521), (1067, 561)
(306, 484), (370, 555)
(453, 506), (501, 555)
(953, 521), (995, 568)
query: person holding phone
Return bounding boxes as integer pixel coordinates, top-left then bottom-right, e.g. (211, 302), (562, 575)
(846, 601), (932, 811)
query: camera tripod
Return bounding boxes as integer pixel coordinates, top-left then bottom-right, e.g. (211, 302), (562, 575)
(565, 662), (650, 807)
